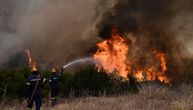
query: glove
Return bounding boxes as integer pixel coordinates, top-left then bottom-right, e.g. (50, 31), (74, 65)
(43, 78), (46, 83)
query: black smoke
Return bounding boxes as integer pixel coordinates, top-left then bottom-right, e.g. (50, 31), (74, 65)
(96, 0), (193, 82)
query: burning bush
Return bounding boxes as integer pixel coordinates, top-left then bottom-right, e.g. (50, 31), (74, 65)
(93, 27), (171, 84)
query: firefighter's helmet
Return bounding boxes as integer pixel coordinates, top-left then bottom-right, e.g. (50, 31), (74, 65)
(51, 68), (57, 73)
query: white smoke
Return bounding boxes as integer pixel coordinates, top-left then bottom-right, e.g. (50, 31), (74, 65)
(0, 0), (100, 67)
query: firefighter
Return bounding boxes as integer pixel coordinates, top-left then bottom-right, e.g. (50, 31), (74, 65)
(49, 68), (62, 106)
(26, 67), (46, 110)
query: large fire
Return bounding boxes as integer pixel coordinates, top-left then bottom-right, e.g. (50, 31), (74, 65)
(94, 28), (171, 84)
(94, 33), (129, 78)
(25, 49), (37, 71)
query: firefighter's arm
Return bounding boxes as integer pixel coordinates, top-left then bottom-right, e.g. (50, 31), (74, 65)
(41, 77), (47, 87)
(59, 67), (64, 77)
(42, 77), (46, 83)
(49, 77), (53, 83)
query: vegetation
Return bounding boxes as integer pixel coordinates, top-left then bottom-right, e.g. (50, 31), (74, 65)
(1, 65), (193, 110)
(0, 65), (138, 104)
(1, 83), (193, 110)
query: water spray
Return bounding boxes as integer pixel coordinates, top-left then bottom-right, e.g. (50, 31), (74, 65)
(63, 57), (99, 69)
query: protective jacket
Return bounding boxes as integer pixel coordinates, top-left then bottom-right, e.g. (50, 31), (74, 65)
(26, 71), (45, 110)
(49, 72), (62, 106)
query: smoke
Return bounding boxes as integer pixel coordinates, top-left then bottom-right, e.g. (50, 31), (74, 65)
(96, 0), (193, 81)
(0, 0), (99, 68)
(0, 0), (193, 80)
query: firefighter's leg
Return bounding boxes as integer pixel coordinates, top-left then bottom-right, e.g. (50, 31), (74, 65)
(51, 88), (57, 106)
(26, 96), (34, 110)
(35, 95), (42, 110)
(51, 97), (57, 106)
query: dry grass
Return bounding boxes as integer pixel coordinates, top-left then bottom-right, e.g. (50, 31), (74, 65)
(2, 83), (193, 110)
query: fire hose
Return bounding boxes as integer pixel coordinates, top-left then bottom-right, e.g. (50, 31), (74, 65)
(22, 74), (40, 110)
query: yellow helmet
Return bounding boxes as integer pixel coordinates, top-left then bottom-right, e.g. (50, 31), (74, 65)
(51, 68), (57, 73)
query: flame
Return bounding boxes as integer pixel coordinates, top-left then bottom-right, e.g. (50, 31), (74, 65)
(155, 51), (167, 73)
(133, 70), (144, 82)
(93, 28), (171, 84)
(94, 31), (130, 78)
(133, 51), (170, 84)
(155, 51), (170, 84)
(25, 49), (37, 71)
(146, 66), (157, 81)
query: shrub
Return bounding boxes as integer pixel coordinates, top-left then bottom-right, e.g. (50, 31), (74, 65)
(0, 65), (139, 102)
